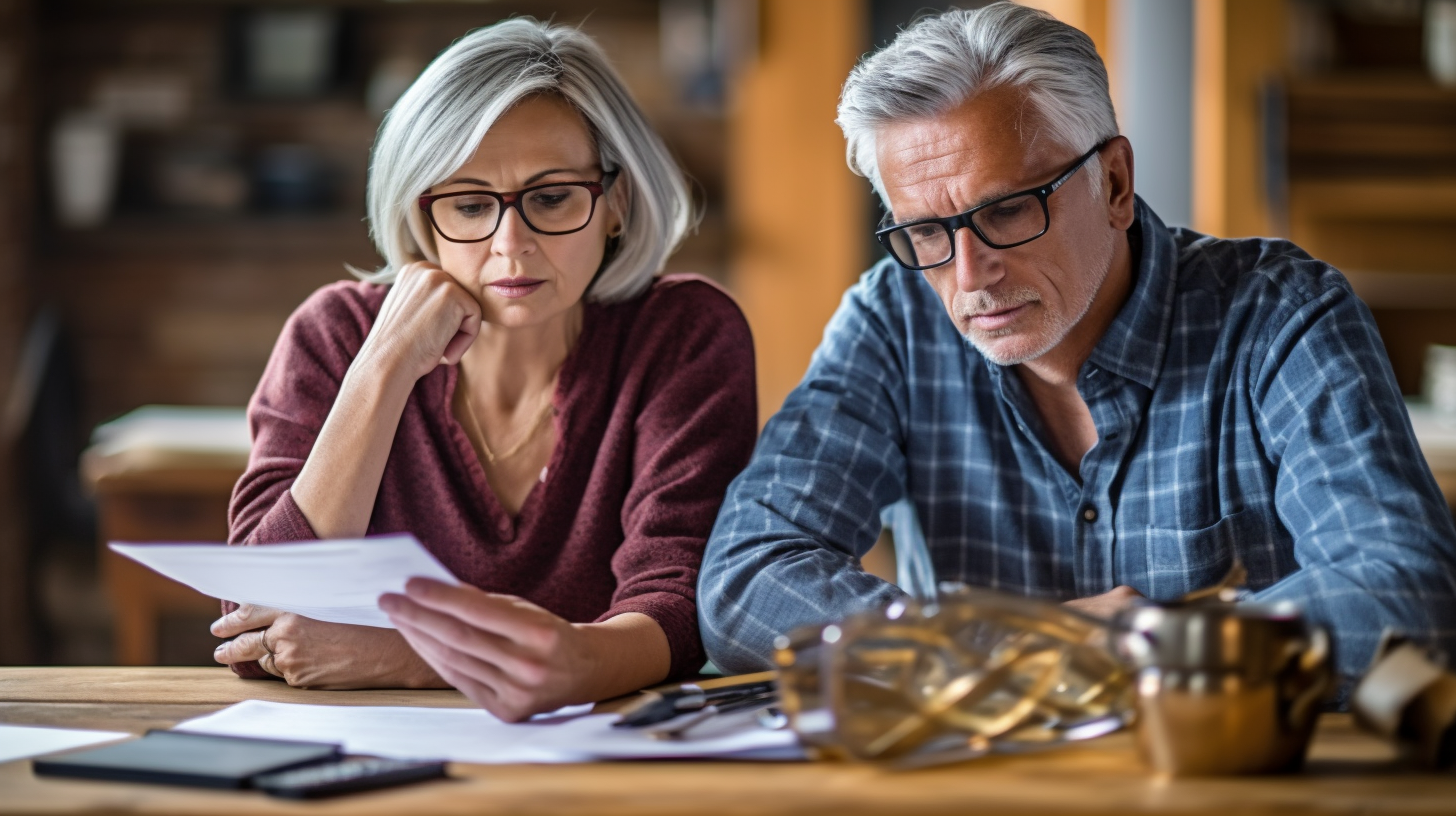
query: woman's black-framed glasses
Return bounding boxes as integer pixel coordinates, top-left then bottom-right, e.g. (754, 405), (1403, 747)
(875, 141), (1109, 270)
(418, 171), (618, 243)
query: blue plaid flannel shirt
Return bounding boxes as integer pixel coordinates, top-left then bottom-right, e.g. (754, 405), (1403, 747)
(700, 199), (1456, 683)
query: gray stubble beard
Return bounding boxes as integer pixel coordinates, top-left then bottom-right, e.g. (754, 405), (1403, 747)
(958, 237), (1117, 367)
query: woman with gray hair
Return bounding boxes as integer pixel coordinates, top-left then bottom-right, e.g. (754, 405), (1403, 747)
(211, 19), (757, 720)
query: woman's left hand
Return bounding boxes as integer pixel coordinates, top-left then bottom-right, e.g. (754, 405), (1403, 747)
(379, 579), (670, 722)
(211, 604), (448, 690)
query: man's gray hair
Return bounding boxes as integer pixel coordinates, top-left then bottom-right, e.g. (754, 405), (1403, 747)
(363, 18), (695, 303)
(837, 3), (1119, 204)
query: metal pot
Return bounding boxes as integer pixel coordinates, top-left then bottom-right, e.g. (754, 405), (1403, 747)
(1113, 601), (1331, 775)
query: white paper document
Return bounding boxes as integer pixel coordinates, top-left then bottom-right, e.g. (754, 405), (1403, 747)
(0, 724), (131, 765)
(108, 535), (458, 628)
(174, 700), (803, 763)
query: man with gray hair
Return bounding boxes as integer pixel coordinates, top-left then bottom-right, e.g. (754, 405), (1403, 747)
(698, 3), (1456, 687)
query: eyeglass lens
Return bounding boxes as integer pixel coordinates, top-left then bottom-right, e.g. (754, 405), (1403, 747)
(430, 185), (598, 241)
(884, 193), (1046, 268)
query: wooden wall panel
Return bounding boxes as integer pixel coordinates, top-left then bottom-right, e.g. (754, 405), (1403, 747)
(728, 0), (868, 420)
(1191, 0), (1287, 238)
(38, 221), (376, 427)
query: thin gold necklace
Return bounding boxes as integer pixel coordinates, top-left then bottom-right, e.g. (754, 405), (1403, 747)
(459, 379), (556, 465)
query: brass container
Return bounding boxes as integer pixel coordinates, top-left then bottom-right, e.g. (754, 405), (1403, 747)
(773, 586), (1135, 766)
(1113, 602), (1331, 775)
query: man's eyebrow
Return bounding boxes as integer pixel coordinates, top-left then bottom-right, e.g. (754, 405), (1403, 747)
(891, 182), (1022, 224)
(970, 183), (1022, 208)
(436, 167), (595, 189)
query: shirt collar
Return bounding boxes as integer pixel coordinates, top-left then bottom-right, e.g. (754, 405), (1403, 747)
(1084, 196), (1179, 390)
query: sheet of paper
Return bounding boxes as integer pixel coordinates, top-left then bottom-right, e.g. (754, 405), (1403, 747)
(173, 700), (803, 763)
(0, 724), (131, 765)
(109, 535), (458, 628)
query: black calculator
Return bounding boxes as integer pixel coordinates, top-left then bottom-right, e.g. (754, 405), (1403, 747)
(251, 757), (448, 799)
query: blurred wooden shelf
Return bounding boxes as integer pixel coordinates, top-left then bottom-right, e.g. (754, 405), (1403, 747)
(1343, 269), (1456, 310)
(1289, 179), (1456, 221)
(39, 213), (375, 259)
(1287, 74), (1456, 178)
(1287, 72), (1456, 104)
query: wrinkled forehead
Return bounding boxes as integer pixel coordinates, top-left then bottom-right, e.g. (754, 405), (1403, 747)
(874, 85), (1062, 214)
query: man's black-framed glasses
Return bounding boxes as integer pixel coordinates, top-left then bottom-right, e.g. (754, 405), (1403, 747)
(418, 171), (618, 243)
(875, 141), (1109, 270)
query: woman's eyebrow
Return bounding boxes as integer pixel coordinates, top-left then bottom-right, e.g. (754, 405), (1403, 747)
(524, 166), (590, 185)
(439, 176), (491, 188)
(437, 167), (596, 189)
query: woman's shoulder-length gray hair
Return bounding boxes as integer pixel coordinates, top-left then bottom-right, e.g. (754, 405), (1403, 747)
(362, 18), (695, 303)
(837, 3), (1119, 204)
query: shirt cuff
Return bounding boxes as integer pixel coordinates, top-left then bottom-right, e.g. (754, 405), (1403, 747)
(597, 591), (705, 680)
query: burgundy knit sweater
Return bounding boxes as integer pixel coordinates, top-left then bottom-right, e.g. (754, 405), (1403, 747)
(225, 274), (757, 681)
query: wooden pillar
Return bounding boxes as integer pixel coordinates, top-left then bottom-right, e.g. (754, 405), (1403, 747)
(1020, 0), (1117, 105)
(728, 0), (867, 421)
(1019, 0), (1114, 56)
(1191, 0), (1288, 238)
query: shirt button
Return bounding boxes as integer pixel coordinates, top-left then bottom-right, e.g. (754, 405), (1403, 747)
(1082, 507), (1098, 523)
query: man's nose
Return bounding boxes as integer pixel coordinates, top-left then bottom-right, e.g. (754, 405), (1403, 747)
(491, 205), (536, 256)
(949, 227), (1002, 293)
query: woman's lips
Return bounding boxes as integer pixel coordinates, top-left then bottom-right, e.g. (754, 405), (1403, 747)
(968, 302), (1030, 332)
(488, 278), (545, 299)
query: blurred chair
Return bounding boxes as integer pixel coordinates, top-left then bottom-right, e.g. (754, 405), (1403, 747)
(81, 405), (249, 665)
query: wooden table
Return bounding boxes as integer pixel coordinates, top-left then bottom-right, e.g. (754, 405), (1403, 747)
(4, 668), (1456, 815)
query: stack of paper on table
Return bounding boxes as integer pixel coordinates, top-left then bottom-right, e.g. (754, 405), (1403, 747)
(108, 535), (456, 629)
(174, 700), (803, 763)
(1408, 399), (1456, 473)
(82, 405), (253, 486)
(88, 405), (251, 459)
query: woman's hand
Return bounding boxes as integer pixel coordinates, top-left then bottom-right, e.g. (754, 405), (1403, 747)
(379, 579), (671, 722)
(357, 261), (483, 383)
(211, 604), (449, 690)
(290, 261), (482, 540)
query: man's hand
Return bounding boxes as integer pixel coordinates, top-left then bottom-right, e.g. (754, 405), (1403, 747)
(1062, 585), (1144, 620)
(211, 604), (448, 690)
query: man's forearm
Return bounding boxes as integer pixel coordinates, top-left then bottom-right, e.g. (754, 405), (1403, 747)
(699, 535), (903, 672)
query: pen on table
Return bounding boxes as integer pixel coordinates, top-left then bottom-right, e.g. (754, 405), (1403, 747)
(643, 692), (782, 741)
(613, 680), (778, 728)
